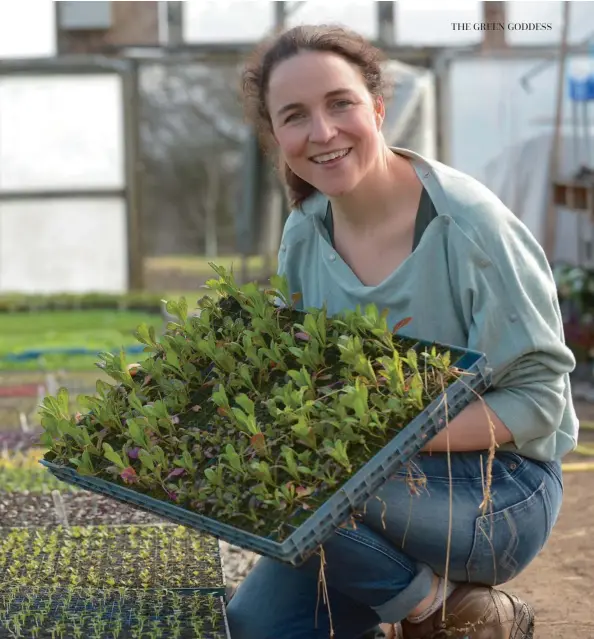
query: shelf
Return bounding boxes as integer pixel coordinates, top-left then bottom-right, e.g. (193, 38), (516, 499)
(553, 180), (594, 213)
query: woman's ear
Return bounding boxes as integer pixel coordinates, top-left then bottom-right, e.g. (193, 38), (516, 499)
(374, 96), (385, 130)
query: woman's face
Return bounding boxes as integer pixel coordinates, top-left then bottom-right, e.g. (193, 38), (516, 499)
(267, 50), (385, 198)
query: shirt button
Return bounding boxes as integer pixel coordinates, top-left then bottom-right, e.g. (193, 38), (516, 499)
(280, 244), (286, 252)
(329, 253), (336, 261)
(509, 313), (518, 322)
(424, 171), (430, 178)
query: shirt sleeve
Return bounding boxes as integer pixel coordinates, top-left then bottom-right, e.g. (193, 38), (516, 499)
(449, 207), (576, 451)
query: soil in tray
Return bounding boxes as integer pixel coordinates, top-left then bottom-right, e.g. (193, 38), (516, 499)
(0, 525), (224, 591)
(0, 586), (228, 639)
(0, 491), (164, 528)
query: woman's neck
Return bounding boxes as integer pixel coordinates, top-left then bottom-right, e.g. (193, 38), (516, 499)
(329, 147), (419, 232)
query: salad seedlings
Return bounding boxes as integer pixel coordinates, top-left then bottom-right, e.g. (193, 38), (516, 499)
(0, 586), (228, 639)
(0, 525), (223, 591)
(40, 266), (464, 540)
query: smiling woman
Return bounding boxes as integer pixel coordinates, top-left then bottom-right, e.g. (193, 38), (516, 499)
(266, 52), (382, 201)
(230, 23), (578, 639)
(243, 26), (386, 210)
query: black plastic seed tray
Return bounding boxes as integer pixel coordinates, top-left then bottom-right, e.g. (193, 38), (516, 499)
(0, 587), (230, 639)
(42, 338), (491, 567)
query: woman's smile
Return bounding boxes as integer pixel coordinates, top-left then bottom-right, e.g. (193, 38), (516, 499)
(309, 147), (352, 166)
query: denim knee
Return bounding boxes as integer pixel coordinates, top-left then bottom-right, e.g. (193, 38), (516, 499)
(361, 451), (563, 585)
(226, 523), (437, 637)
(226, 554), (380, 639)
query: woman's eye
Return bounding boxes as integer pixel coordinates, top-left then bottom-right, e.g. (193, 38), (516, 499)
(284, 112), (303, 124)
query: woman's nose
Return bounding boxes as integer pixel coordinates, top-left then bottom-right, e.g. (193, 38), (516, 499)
(308, 115), (336, 144)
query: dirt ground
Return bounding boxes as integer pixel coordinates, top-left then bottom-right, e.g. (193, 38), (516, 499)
(506, 402), (594, 639)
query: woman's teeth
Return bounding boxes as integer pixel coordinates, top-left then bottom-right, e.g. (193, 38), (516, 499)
(311, 149), (351, 164)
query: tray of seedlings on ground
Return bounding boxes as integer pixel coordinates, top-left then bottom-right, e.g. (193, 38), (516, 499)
(0, 448), (163, 528)
(0, 585), (229, 639)
(0, 524), (224, 593)
(39, 265), (491, 565)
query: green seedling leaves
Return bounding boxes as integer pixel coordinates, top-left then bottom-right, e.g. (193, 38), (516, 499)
(204, 464), (225, 488)
(164, 297), (189, 324)
(234, 394), (255, 418)
(249, 460), (275, 486)
(102, 443), (126, 470)
(324, 438), (352, 472)
(127, 390), (144, 413)
(223, 444), (244, 474)
(57, 387), (70, 415)
(211, 385), (230, 409)
(138, 449), (155, 471)
(291, 416), (317, 449)
(268, 273), (292, 308)
(135, 322), (159, 350)
(71, 450), (94, 475)
(231, 407), (260, 436)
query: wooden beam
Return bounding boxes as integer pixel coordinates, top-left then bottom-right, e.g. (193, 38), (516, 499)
(377, 2), (396, 47)
(481, 1), (507, 51)
(543, 1), (571, 259)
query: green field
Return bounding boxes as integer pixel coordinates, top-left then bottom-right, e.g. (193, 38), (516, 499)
(0, 252), (273, 373)
(0, 310), (163, 372)
(146, 253), (276, 274)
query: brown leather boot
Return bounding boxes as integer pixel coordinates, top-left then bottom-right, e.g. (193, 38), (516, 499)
(379, 623), (403, 639)
(400, 585), (535, 638)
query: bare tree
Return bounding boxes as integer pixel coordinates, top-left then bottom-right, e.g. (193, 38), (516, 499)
(138, 61), (246, 256)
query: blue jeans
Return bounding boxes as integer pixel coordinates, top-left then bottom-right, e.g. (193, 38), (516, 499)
(226, 451), (563, 639)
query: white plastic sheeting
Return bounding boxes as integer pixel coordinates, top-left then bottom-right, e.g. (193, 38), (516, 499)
(383, 60), (437, 159)
(0, 198), (128, 294)
(0, 75), (125, 191)
(0, 2), (56, 59)
(482, 134), (592, 266)
(0, 72), (128, 293)
(445, 53), (594, 265)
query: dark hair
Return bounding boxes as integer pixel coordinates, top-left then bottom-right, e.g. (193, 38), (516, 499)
(241, 24), (386, 209)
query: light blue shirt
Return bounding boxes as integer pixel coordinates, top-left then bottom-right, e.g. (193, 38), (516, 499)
(277, 147), (578, 462)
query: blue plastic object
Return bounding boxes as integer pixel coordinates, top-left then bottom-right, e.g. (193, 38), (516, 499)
(42, 342), (491, 567)
(2, 344), (146, 362)
(569, 74), (594, 101)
